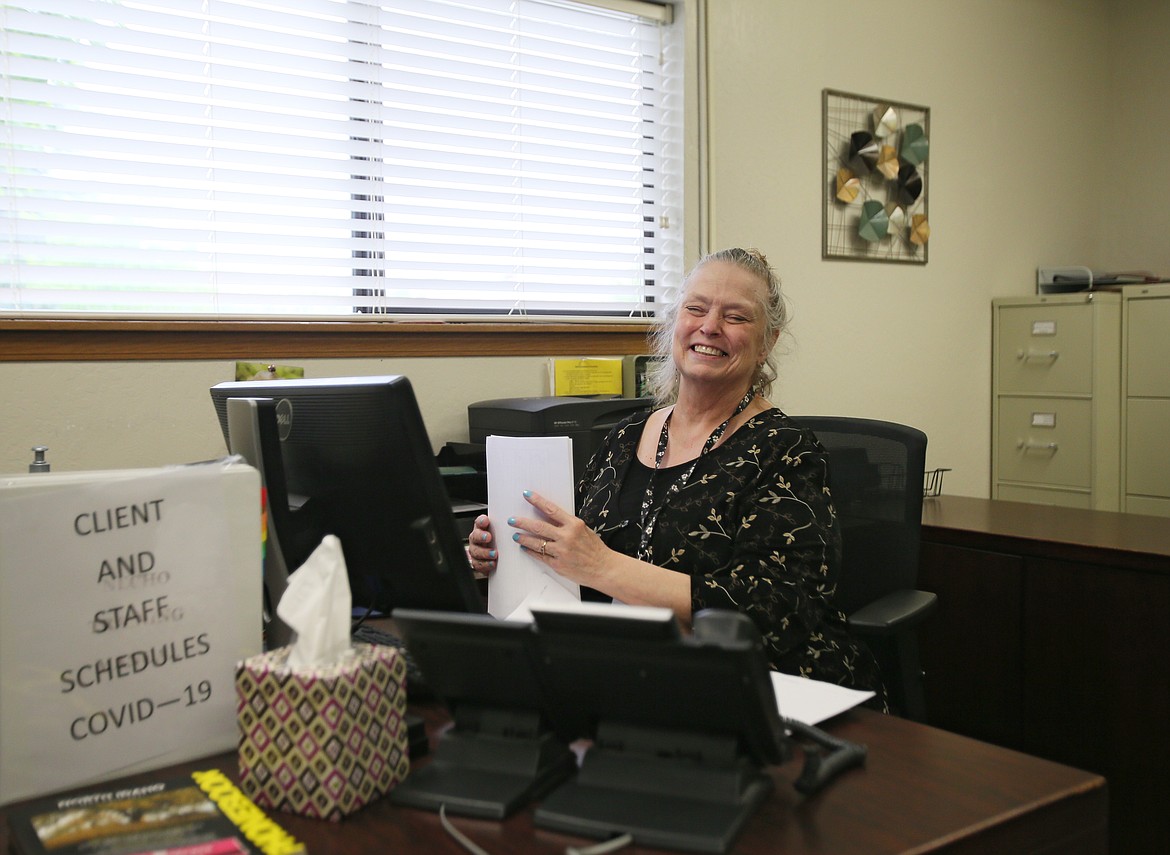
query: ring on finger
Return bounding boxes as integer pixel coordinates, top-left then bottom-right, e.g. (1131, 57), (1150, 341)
(539, 539), (547, 557)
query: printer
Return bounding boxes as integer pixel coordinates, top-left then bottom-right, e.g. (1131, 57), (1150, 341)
(468, 396), (652, 482)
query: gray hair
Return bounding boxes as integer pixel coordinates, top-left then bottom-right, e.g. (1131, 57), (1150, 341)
(644, 247), (788, 406)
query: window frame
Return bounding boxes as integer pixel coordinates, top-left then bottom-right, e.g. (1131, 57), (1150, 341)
(0, 318), (655, 361)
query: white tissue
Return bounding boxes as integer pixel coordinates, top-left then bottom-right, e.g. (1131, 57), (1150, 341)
(276, 534), (353, 671)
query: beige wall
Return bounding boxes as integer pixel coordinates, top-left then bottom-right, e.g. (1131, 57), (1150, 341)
(702, 0), (1112, 500)
(3, 0), (1158, 501)
(1099, 0), (1170, 272)
(0, 358), (550, 474)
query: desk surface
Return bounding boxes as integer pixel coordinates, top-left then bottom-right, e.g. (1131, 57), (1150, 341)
(0, 707), (1106, 855)
(922, 494), (1170, 573)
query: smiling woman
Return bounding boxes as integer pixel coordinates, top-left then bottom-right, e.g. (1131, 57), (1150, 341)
(643, 248), (788, 409)
(467, 248), (889, 704)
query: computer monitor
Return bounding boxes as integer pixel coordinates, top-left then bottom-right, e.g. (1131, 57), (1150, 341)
(209, 375), (484, 646)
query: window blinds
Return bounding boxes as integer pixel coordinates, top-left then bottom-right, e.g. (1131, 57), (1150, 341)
(0, 0), (681, 320)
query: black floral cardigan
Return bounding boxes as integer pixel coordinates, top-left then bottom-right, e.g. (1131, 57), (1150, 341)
(576, 407), (886, 700)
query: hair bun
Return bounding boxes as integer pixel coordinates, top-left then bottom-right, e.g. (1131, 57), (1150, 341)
(744, 247), (769, 266)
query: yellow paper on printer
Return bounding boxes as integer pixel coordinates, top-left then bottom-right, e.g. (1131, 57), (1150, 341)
(0, 459), (262, 806)
(549, 357), (623, 396)
(486, 435), (580, 620)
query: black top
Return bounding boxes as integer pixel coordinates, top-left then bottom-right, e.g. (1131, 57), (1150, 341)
(577, 407), (885, 699)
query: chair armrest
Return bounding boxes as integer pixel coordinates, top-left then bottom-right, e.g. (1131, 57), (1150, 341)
(848, 589), (938, 635)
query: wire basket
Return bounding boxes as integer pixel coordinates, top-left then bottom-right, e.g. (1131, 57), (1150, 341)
(923, 468), (951, 498)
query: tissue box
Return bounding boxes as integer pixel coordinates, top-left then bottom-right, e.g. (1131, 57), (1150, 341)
(235, 643), (410, 820)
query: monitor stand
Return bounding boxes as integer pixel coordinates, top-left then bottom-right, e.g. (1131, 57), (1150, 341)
(225, 397), (295, 648)
(534, 721), (773, 854)
(389, 706), (576, 819)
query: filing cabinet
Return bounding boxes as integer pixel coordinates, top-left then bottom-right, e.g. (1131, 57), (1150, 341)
(992, 292), (1121, 509)
(1122, 283), (1170, 516)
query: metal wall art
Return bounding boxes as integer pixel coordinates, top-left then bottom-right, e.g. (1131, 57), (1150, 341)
(823, 89), (930, 264)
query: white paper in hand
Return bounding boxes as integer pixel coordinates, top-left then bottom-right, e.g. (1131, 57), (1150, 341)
(276, 534), (353, 670)
(486, 435), (580, 619)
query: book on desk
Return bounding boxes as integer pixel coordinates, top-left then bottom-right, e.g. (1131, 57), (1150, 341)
(6, 769), (304, 855)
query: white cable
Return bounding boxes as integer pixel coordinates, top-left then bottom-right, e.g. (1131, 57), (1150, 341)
(566, 833), (635, 855)
(439, 804), (492, 855)
(438, 802), (633, 855)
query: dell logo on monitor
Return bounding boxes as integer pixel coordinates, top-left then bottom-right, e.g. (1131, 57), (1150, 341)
(275, 399), (294, 441)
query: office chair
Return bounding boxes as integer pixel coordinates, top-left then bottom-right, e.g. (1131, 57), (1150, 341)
(792, 416), (938, 721)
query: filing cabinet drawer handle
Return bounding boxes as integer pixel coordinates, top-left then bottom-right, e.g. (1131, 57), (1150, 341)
(1016, 348), (1059, 361)
(1016, 439), (1059, 453)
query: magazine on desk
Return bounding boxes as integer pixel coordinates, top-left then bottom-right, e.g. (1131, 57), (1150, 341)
(7, 769), (305, 855)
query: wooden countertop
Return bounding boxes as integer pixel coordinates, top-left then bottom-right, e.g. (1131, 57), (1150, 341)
(0, 705), (1107, 855)
(921, 495), (1170, 574)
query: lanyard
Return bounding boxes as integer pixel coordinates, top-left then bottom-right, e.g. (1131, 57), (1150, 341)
(637, 388), (755, 561)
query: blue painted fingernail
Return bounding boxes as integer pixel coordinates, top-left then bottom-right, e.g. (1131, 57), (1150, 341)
(489, 550), (496, 559)
(481, 532), (490, 542)
(522, 489), (532, 498)
(512, 533), (520, 542)
(507, 517), (516, 526)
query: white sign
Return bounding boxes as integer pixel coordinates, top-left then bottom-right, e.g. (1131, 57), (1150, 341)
(0, 460), (262, 805)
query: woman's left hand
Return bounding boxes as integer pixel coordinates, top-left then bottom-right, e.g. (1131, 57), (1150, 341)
(507, 490), (611, 587)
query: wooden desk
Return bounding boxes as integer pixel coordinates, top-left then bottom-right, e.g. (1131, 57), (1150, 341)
(919, 495), (1170, 855)
(0, 706), (1105, 855)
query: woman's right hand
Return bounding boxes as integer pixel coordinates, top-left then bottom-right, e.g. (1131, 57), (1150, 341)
(466, 514), (497, 576)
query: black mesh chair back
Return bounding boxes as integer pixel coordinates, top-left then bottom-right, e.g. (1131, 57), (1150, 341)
(793, 416), (936, 720)
(800, 417), (925, 612)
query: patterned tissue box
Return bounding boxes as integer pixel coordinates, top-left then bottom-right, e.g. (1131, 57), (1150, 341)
(235, 643), (410, 821)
